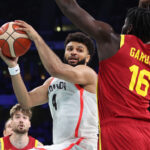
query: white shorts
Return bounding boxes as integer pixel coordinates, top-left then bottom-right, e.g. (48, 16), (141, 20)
(31, 138), (97, 150)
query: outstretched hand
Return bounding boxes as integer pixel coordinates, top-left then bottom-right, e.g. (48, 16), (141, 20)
(14, 20), (40, 41)
(0, 48), (18, 67)
(139, 0), (150, 9)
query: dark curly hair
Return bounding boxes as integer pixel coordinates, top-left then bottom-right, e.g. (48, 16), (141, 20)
(126, 7), (150, 43)
(64, 32), (95, 62)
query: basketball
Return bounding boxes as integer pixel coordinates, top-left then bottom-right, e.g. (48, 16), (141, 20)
(0, 21), (31, 58)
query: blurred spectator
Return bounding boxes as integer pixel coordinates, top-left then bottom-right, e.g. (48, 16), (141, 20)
(3, 118), (13, 137)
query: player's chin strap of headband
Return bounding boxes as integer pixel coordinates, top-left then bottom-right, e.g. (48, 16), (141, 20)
(8, 64), (20, 76)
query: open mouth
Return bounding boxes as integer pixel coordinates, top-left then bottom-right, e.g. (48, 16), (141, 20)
(18, 124), (24, 129)
(68, 57), (79, 62)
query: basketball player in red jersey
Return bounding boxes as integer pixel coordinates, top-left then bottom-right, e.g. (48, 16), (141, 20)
(3, 118), (13, 137)
(45, 0), (150, 149)
(0, 104), (43, 150)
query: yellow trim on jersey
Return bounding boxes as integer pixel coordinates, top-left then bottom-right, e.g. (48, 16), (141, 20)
(0, 138), (4, 150)
(120, 34), (125, 48)
(35, 140), (38, 147)
(96, 80), (102, 150)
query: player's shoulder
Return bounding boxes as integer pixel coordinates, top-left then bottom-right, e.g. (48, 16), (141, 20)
(121, 34), (145, 47)
(43, 77), (54, 85)
(123, 34), (140, 41)
(29, 136), (43, 146)
(75, 65), (97, 83)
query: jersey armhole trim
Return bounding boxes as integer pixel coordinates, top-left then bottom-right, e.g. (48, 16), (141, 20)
(49, 77), (55, 86)
(35, 139), (38, 147)
(75, 84), (83, 90)
(0, 138), (4, 150)
(120, 34), (125, 48)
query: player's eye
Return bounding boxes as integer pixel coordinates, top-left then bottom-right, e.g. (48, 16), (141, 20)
(77, 49), (83, 52)
(23, 116), (27, 119)
(67, 47), (73, 51)
(15, 116), (20, 119)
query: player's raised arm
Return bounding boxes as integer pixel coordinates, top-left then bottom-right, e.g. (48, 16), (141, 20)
(0, 49), (49, 108)
(54, 0), (114, 41)
(14, 21), (97, 90)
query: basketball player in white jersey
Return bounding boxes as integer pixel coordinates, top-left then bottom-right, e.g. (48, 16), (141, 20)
(0, 21), (98, 150)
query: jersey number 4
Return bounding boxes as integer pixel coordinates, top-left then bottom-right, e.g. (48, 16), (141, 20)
(52, 94), (57, 110)
(129, 65), (150, 97)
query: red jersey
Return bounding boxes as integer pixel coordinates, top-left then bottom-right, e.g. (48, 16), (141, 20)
(98, 35), (150, 150)
(0, 135), (38, 150)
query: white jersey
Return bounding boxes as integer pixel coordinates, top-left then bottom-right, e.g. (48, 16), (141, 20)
(48, 77), (98, 149)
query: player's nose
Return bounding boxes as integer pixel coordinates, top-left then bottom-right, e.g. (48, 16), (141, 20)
(71, 49), (77, 55)
(19, 117), (24, 122)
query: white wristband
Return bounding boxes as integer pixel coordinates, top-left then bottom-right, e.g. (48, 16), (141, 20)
(8, 64), (20, 76)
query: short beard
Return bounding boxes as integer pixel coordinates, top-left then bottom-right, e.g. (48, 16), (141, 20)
(63, 57), (86, 66)
(13, 128), (28, 134)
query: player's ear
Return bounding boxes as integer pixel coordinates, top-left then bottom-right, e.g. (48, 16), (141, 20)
(85, 54), (90, 64)
(127, 24), (133, 34)
(29, 121), (31, 128)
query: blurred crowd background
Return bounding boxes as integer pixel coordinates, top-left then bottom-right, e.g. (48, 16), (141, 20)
(0, 0), (138, 145)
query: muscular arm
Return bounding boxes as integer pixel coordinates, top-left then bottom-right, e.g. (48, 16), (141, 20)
(0, 49), (51, 108)
(54, 0), (121, 60)
(14, 21), (97, 88)
(54, 0), (150, 60)
(10, 75), (50, 108)
(55, 0), (114, 41)
(55, 0), (149, 38)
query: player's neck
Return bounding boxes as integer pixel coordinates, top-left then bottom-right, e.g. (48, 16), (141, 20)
(9, 133), (29, 148)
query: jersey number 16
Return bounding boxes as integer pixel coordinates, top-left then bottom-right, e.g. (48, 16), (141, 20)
(129, 65), (150, 97)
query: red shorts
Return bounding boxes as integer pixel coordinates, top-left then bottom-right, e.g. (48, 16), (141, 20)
(99, 118), (150, 150)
